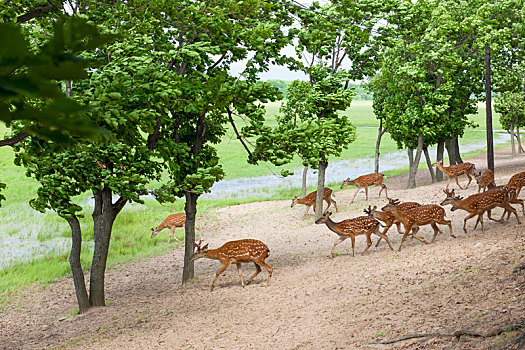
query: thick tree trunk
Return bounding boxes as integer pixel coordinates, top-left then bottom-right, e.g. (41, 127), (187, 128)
(315, 160), (328, 220)
(66, 216), (90, 314)
(302, 166), (308, 197)
(374, 119), (386, 173)
(407, 133), (424, 189)
(485, 45), (494, 172)
(423, 147), (435, 183)
(90, 188), (113, 307)
(436, 140), (444, 181)
(510, 123), (516, 157)
(445, 137), (459, 165)
(183, 191), (198, 284)
(454, 136), (463, 164)
(89, 187), (126, 307)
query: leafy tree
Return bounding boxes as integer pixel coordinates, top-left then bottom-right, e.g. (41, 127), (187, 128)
(496, 91), (525, 156)
(252, 0), (391, 217)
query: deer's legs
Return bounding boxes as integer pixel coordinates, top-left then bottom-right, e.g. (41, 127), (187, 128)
(363, 233), (373, 254)
(364, 186), (369, 201)
(378, 184), (388, 198)
(465, 172), (473, 189)
(375, 222), (394, 247)
(454, 176), (465, 190)
(350, 188), (360, 203)
(324, 199), (331, 213)
(398, 226), (413, 252)
(211, 261), (231, 292)
(256, 260), (273, 286)
(330, 198), (339, 212)
(446, 176), (451, 190)
(408, 226), (430, 245)
(373, 228), (394, 251)
(302, 205), (310, 220)
(429, 223), (443, 243)
(463, 212), (478, 233)
(502, 203), (521, 224)
(167, 227), (175, 244)
(330, 236), (347, 257)
(486, 210), (502, 223)
(236, 263), (245, 288)
(246, 263), (262, 285)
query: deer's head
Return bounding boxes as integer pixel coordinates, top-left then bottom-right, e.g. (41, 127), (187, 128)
(190, 240), (209, 261)
(440, 189), (462, 210)
(315, 211), (332, 224)
(382, 198), (399, 212)
(340, 178), (354, 189)
(291, 195), (299, 208)
(151, 227), (159, 238)
(474, 171), (483, 183)
(431, 160), (443, 167)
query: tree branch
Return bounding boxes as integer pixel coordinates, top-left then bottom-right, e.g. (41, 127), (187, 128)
(0, 132), (30, 147)
(16, 4), (56, 23)
(226, 106), (254, 160)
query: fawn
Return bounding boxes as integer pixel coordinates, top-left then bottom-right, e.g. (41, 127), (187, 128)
(474, 169), (495, 193)
(506, 171), (525, 197)
(190, 239), (272, 291)
(382, 199), (454, 251)
(432, 160), (476, 190)
(340, 172), (388, 203)
(150, 213), (202, 244)
(440, 188), (520, 233)
(291, 187), (338, 220)
(315, 211), (393, 257)
(363, 200), (421, 247)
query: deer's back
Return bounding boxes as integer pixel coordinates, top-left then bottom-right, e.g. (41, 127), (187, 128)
(163, 213), (186, 227)
(216, 239), (269, 261)
(465, 190), (508, 210)
(404, 205), (445, 224)
(447, 162), (475, 175)
(337, 216), (378, 235)
(305, 187), (332, 201)
(355, 173), (384, 186)
(507, 172), (525, 188)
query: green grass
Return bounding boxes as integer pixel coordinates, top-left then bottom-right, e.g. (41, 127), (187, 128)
(0, 101), (509, 296)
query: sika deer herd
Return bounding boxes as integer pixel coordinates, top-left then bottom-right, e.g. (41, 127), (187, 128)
(153, 166), (525, 291)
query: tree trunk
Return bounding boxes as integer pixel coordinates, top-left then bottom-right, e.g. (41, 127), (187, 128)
(182, 191), (198, 284)
(90, 188), (114, 307)
(485, 45), (494, 172)
(516, 126), (525, 153)
(436, 140), (444, 181)
(67, 216), (90, 314)
(374, 119), (386, 173)
(302, 166), (308, 197)
(65, 80), (71, 97)
(407, 133), (424, 189)
(423, 146), (435, 183)
(315, 160), (328, 220)
(454, 136), (463, 164)
(510, 122), (516, 157)
(445, 137), (458, 165)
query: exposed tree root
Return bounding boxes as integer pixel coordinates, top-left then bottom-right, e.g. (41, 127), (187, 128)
(368, 321), (525, 345)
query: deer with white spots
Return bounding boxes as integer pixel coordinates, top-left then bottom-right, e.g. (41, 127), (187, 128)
(363, 200), (421, 247)
(150, 213), (201, 244)
(440, 188), (521, 233)
(506, 171), (525, 197)
(382, 199), (454, 251)
(486, 183), (525, 219)
(190, 239), (272, 291)
(291, 187), (338, 220)
(474, 169), (496, 193)
(315, 211), (393, 258)
(340, 172), (388, 203)
(432, 161), (476, 190)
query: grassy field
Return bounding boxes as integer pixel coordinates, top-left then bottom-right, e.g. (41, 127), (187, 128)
(0, 101), (508, 295)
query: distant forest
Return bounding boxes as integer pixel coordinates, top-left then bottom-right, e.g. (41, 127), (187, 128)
(266, 80), (372, 101)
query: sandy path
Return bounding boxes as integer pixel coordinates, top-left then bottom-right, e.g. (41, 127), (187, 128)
(1, 146), (524, 349)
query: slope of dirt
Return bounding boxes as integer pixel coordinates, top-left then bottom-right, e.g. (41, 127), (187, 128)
(1, 147), (525, 350)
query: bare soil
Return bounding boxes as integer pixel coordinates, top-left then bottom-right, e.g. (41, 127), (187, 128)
(1, 147), (524, 350)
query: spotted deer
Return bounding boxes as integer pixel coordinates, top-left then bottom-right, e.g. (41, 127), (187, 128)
(484, 183), (524, 221)
(382, 199), (454, 251)
(506, 171), (525, 197)
(432, 161), (476, 190)
(340, 172), (388, 203)
(315, 211), (393, 257)
(474, 169), (495, 193)
(440, 188), (520, 233)
(190, 239), (272, 291)
(363, 200), (421, 247)
(150, 213), (202, 244)
(291, 187), (338, 220)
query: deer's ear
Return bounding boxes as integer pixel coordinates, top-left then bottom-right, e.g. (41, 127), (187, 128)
(373, 205), (377, 210)
(202, 244), (209, 251)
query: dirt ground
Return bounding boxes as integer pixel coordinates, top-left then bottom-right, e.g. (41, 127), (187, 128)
(1, 146), (524, 350)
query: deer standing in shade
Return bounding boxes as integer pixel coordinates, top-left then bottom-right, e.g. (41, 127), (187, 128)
(291, 187), (338, 220)
(432, 161), (476, 190)
(150, 213), (202, 244)
(190, 239), (272, 291)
